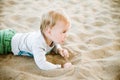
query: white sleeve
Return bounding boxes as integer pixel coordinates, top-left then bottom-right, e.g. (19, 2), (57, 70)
(55, 44), (62, 49)
(52, 43), (62, 53)
(32, 47), (61, 70)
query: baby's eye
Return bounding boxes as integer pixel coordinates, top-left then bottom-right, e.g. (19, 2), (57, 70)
(63, 31), (66, 33)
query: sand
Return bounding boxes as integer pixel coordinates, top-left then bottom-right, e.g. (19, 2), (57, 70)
(0, 0), (120, 80)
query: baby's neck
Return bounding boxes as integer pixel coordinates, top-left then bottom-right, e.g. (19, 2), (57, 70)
(42, 32), (53, 47)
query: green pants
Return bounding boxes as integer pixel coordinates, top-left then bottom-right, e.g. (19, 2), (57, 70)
(0, 29), (16, 54)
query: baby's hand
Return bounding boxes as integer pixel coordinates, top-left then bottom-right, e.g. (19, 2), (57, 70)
(63, 62), (72, 68)
(58, 48), (69, 58)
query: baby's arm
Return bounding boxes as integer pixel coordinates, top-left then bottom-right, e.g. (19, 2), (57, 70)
(32, 47), (61, 70)
(52, 44), (62, 54)
(53, 44), (69, 58)
(53, 44), (72, 68)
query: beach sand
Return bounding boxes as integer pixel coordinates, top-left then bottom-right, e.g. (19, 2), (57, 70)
(0, 0), (120, 80)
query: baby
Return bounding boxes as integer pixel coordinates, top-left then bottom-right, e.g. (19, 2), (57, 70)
(0, 10), (72, 70)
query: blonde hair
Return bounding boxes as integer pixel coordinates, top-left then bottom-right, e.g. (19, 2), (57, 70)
(40, 10), (70, 32)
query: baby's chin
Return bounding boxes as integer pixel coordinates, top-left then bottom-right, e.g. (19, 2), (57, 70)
(59, 40), (64, 44)
(54, 40), (64, 44)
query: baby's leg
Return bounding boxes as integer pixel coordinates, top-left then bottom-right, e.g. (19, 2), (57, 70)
(0, 30), (4, 54)
(0, 29), (16, 54)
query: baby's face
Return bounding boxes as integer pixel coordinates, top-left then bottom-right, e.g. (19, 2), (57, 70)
(49, 21), (70, 44)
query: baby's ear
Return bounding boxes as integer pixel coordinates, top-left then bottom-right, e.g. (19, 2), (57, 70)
(46, 27), (51, 34)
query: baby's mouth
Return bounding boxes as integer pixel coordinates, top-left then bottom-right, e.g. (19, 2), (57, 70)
(61, 40), (64, 43)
